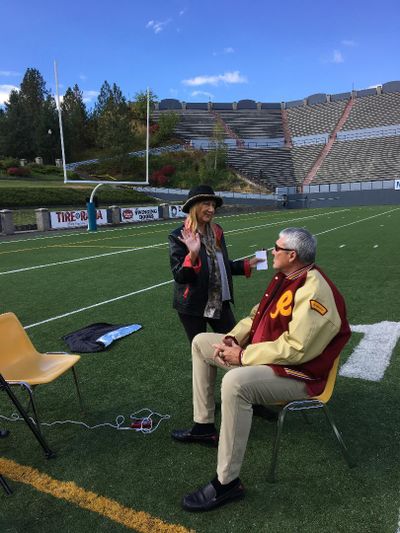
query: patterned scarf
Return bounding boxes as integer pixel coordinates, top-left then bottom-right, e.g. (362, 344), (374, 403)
(201, 223), (222, 319)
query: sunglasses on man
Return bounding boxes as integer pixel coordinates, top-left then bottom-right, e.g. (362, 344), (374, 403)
(274, 244), (295, 252)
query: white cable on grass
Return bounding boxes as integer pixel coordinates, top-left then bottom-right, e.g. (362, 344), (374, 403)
(0, 408), (170, 434)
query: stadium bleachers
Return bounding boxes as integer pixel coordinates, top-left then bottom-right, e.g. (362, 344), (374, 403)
(314, 136), (400, 184)
(227, 147), (297, 188)
(214, 109), (284, 139)
(286, 100), (348, 137)
(341, 92), (400, 131)
(153, 109), (218, 140)
(291, 145), (323, 182)
(154, 84), (400, 190)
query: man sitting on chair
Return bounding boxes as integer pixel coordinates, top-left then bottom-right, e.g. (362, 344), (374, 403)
(172, 227), (351, 512)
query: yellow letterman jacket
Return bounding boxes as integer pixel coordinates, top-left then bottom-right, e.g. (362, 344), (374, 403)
(227, 264), (351, 395)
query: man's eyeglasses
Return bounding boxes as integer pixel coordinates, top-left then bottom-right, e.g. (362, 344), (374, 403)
(274, 244), (294, 252)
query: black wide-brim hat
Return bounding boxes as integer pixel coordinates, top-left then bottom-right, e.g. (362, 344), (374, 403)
(182, 185), (223, 213)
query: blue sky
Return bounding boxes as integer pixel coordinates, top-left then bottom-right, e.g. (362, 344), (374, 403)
(1, 0), (399, 107)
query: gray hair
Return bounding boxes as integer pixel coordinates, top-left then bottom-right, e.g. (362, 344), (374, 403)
(279, 227), (317, 264)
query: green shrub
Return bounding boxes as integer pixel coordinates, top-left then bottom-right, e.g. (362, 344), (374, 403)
(0, 157), (20, 169)
(30, 164), (63, 175)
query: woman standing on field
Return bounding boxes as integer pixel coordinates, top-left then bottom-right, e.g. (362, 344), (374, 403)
(168, 185), (260, 343)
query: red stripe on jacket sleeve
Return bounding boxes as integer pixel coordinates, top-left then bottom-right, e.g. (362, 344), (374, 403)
(244, 258), (251, 278)
(183, 253), (202, 273)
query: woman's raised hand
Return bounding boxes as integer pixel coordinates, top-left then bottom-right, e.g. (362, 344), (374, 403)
(179, 228), (201, 263)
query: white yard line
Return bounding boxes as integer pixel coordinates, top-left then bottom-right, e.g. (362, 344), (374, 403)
(0, 209), (349, 276)
(24, 206), (398, 330)
(25, 281), (173, 330)
(0, 243), (168, 276)
(314, 207), (399, 236)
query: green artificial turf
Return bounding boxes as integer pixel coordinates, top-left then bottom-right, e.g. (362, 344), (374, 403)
(0, 206), (399, 533)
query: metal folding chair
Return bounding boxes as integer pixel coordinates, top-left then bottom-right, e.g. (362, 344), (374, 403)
(0, 312), (83, 431)
(268, 357), (355, 482)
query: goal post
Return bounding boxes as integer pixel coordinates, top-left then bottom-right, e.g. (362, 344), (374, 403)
(53, 62), (151, 230)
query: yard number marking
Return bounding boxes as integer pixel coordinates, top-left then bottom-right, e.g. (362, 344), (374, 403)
(340, 321), (400, 381)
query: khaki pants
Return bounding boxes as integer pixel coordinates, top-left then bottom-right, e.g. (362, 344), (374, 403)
(192, 332), (310, 484)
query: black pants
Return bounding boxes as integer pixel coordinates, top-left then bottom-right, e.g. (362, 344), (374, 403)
(178, 302), (236, 344)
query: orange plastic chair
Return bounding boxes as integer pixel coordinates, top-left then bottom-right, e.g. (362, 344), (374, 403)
(0, 312), (83, 429)
(267, 357), (355, 482)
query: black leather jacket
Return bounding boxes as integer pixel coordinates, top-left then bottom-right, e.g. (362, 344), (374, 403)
(168, 223), (248, 317)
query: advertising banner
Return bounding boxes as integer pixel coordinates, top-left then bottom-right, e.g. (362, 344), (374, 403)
(120, 206), (160, 223)
(50, 209), (108, 229)
(395, 179), (400, 190)
(168, 205), (186, 218)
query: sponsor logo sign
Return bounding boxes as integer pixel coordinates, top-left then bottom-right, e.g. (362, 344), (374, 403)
(168, 205), (186, 218)
(395, 179), (400, 190)
(50, 209), (108, 229)
(121, 206), (160, 223)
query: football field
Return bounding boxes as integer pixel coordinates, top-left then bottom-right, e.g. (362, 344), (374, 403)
(1, 205), (399, 533)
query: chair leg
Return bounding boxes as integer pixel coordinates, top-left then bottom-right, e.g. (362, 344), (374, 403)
(267, 405), (289, 483)
(71, 367), (84, 411)
(0, 474), (13, 495)
(21, 383), (42, 433)
(321, 404), (356, 468)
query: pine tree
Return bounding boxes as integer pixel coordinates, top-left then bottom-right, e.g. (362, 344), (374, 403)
(61, 84), (89, 161)
(3, 89), (30, 158)
(95, 82), (135, 175)
(19, 68), (49, 158)
(131, 89), (157, 124)
(36, 95), (60, 163)
(0, 108), (5, 156)
(2, 68), (56, 161)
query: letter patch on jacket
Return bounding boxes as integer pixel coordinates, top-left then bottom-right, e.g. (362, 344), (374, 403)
(310, 299), (327, 315)
(270, 290), (293, 319)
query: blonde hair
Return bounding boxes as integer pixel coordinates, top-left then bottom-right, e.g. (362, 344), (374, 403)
(184, 203), (219, 246)
(184, 204), (200, 233)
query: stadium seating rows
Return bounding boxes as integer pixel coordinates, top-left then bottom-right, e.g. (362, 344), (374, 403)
(155, 85), (400, 190)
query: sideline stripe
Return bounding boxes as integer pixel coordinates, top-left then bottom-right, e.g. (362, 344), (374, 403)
(0, 209), (348, 276)
(24, 206), (399, 330)
(0, 457), (194, 533)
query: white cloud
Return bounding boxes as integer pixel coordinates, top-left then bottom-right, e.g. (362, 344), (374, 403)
(212, 47), (235, 56)
(179, 9), (186, 16)
(146, 19), (171, 34)
(332, 50), (344, 63)
(0, 84), (18, 104)
(191, 90), (214, 99)
(182, 70), (247, 86)
(0, 70), (20, 77)
(341, 39), (357, 47)
(368, 84), (382, 89)
(82, 90), (100, 103)
(79, 74), (87, 81)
